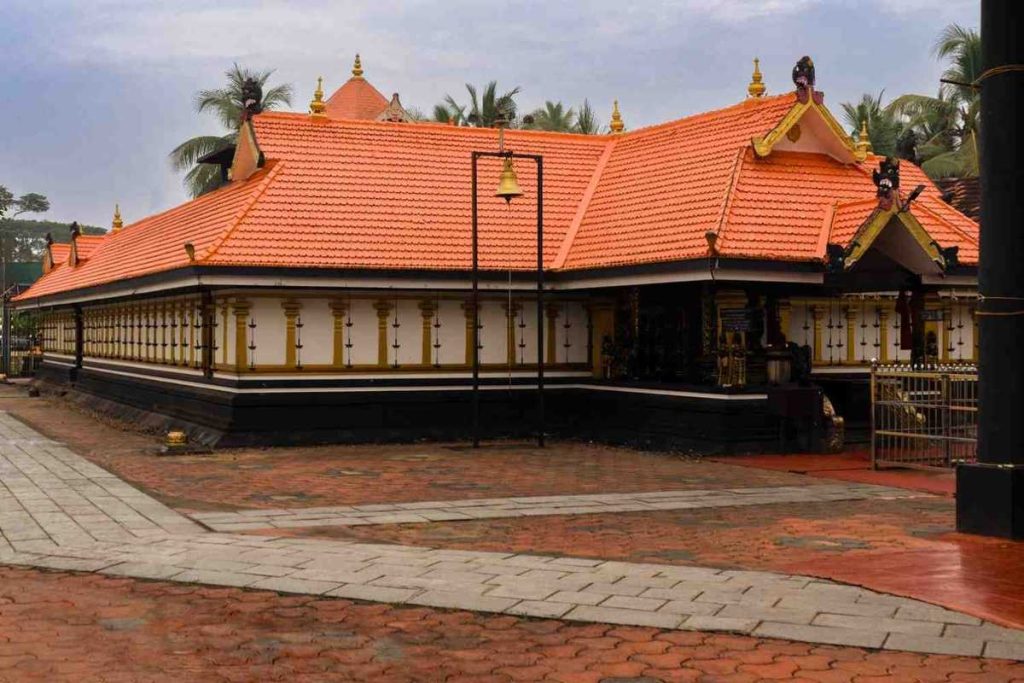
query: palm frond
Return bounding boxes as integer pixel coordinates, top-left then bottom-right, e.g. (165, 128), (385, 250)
(168, 135), (233, 172)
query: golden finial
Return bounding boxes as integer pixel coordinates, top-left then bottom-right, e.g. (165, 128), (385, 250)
(111, 204), (123, 232)
(748, 58), (766, 98)
(352, 53), (364, 78)
(609, 100), (624, 134)
(309, 76), (327, 118)
(856, 119), (873, 155)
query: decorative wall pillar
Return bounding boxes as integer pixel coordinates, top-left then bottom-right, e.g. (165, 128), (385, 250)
(461, 301), (477, 365)
(811, 305), (825, 363)
(281, 300), (303, 369)
(545, 303), (560, 365)
(778, 299), (792, 345)
(878, 307), (890, 362)
(501, 301), (521, 366)
(941, 299), (954, 362)
(845, 306), (857, 364)
(219, 302), (229, 366)
(419, 300), (437, 366)
(329, 300), (349, 368)
(374, 301), (393, 368)
(232, 300), (251, 370)
(970, 303), (979, 361)
(588, 301), (615, 379)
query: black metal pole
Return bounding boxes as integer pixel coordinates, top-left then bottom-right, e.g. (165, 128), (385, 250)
(471, 153), (480, 448)
(956, 0), (1024, 538)
(536, 157), (545, 448)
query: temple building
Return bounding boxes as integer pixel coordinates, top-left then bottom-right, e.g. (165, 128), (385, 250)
(13, 56), (980, 450)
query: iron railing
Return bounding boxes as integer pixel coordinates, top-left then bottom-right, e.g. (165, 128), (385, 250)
(870, 362), (978, 469)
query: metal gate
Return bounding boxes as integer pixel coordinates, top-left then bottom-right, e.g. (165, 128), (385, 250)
(870, 363), (978, 470)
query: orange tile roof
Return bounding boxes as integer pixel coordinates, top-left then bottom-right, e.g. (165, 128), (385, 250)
(324, 76), (389, 120)
(16, 91), (981, 303)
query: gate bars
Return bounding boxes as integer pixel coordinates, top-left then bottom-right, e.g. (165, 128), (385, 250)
(870, 362), (978, 470)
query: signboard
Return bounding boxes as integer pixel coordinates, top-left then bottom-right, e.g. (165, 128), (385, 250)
(921, 309), (944, 322)
(720, 308), (752, 332)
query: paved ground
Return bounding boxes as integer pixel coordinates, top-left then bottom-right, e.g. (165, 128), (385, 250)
(189, 483), (924, 532)
(3, 387), (1024, 680)
(2, 409), (1024, 662)
(280, 497), (954, 573)
(6, 566), (1023, 683)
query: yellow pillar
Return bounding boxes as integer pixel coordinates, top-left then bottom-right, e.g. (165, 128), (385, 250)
(281, 300), (303, 369)
(545, 304), (560, 365)
(941, 300), (953, 362)
(329, 300), (349, 368)
(232, 300), (251, 370)
(845, 306), (857, 364)
(812, 304), (825, 364)
(419, 300), (437, 366)
(461, 301), (477, 366)
(219, 301), (229, 366)
(878, 307), (890, 363)
(374, 301), (393, 368)
(501, 301), (521, 366)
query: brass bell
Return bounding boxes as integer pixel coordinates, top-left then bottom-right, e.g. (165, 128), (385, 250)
(495, 156), (523, 203)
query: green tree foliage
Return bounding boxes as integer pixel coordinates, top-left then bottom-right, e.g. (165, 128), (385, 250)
(841, 92), (903, 157)
(526, 101), (576, 132)
(2, 219), (104, 264)
(433, 82), (521, 127)
(574, 99), (601, 135)
(888, 24), (981, 178)
(170, 64), (293, 198)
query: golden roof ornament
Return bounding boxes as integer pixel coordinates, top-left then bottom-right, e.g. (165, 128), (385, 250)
(610, 100), (624, 134)
(352, 53), (364, 78)
(111, 204), (123, 232)
(309, 76), (327, 118)
(856, 119), (873, 155)
(747, 58), (766, 98)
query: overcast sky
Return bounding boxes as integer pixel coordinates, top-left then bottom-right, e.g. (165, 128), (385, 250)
(1, 0), (976, 229)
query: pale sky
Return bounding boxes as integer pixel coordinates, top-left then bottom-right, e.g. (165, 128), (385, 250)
(0, 0), (977, 229)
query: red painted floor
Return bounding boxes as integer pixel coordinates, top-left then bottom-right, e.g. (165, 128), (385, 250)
(717, 450), (1024, 629)
(715, 449), (956, 497)
(784, 532), (1024, 630)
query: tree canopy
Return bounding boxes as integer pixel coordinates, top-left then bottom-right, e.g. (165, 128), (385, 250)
(170, 64), (293, 198)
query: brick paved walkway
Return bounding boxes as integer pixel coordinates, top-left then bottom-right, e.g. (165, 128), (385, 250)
(6, 567), (1023, 683)
(1, 412), (1022, 661)
(189, 483), (923, 532)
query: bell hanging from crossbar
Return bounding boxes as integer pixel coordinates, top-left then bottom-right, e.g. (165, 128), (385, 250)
(495, 156), (523, 203)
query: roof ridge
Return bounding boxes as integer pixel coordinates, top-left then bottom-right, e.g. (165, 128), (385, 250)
(617, 92), (796, 140)
(254, 111), (613, 143)
(913, 199), (980, 246)
(552, 138), (618, 270)
(199, 161), (284, 262)
(818, 201), (839, 256)
(712, 146), (748, 251)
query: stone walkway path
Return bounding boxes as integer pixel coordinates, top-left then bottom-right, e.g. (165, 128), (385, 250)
(190, 483), (923, 531)
(1, 412), (1022, 661)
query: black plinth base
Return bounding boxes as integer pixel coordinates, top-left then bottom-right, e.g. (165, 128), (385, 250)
(956, 463), (1024, 539)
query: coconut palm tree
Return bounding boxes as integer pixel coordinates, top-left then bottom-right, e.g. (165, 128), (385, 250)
(574, 99), (601, 135)
(887, 24), (981, 178)
(434, 81), (521, 128)
(170, 64), (293, 197)
(840, 92), (904, 157)
(526, 101), (575, 132)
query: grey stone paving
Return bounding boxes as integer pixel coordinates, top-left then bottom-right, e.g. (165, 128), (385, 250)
(188, 483), (924, 532)
(0, 411), (1021, 660)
